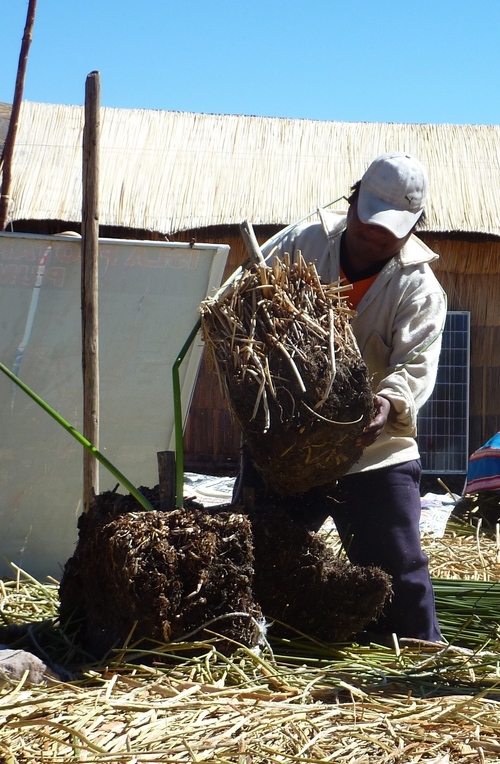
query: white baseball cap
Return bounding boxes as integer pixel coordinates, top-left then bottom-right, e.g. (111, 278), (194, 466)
(357, 152), (428, 238)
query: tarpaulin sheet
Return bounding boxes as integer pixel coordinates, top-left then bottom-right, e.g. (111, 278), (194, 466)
(0, 232), (229, 579)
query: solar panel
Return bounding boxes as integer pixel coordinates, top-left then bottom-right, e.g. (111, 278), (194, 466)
(417, 311), (470, 473)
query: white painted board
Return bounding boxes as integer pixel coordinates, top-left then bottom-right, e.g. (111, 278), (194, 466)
(0, 233), (229, 579)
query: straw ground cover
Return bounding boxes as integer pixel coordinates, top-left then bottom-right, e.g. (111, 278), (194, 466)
(1, 522), (500, 763)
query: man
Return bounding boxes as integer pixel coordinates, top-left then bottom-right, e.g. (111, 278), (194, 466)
(248, 152), (447, 643)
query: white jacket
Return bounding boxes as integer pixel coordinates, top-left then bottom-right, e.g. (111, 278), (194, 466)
(261, 212), (448, 473)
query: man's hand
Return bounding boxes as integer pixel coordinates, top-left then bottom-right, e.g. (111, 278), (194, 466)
(356, 395), (391, 448)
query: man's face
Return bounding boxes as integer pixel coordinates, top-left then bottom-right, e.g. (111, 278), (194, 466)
(345, 199), (412, 265)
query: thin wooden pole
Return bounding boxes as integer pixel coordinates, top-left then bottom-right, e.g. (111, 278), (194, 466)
(0, 0), (38, 230)
(157, 451), (176, 511)
(81, 71), (101, 512)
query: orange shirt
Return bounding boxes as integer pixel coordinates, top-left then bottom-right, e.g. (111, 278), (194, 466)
(340, 268), (378, 310)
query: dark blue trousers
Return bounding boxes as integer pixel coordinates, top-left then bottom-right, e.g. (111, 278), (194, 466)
(235, 454), (442, 641)
(314, 460), (442, 641)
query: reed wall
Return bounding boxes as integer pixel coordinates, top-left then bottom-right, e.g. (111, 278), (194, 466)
(423, 234), (500, 453)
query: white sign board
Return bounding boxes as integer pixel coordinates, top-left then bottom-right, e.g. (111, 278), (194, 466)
(0, 233), (229, 579)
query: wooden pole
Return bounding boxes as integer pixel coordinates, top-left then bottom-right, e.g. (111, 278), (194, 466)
(0, 0), (38, 230)
(157, 451), (176, 511)
(81, 71), (101, 512)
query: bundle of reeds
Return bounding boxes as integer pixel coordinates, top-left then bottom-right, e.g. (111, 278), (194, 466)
(452, 491), (500, 535)
(200, 226), (374, 495)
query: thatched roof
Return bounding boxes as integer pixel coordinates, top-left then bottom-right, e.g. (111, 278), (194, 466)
(0, 102), (11, 148)
(2, 101), (500, 236)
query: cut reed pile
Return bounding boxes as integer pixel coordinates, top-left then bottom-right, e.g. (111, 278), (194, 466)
(200, 252), (374, 495)
(1, 524), (500, 763)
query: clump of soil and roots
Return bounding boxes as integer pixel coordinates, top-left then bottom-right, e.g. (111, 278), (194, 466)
(248, 502), (391, 642)
(59, 487), (392, 658)
(59, 488), (262, 658)
(200, 253), (374, 495)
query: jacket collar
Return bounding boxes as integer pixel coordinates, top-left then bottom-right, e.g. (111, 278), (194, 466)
(319, 209), (439, 267)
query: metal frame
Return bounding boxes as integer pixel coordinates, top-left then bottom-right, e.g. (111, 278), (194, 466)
(418, 311), (471, 474)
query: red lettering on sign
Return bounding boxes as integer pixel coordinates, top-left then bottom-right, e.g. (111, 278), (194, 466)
(124, 249), (201, 269)
(0, 264), (66, 287)
(0, 264), (18, 285)
(2, 246), (37, 262)
(45, 267), (65, 287)
(55, 247), (80, 264)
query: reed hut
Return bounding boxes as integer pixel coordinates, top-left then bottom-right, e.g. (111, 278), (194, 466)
(1, 101), (499, 475)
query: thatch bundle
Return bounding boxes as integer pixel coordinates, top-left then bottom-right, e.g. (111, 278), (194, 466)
(200, 247), (374, 495)
(249, 503), (391, 642)
(59, 489), (262, 657)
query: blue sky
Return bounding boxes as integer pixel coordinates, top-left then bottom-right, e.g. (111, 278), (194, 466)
(2, 0), (500, 125)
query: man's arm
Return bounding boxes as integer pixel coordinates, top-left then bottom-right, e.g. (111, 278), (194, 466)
(373, 287), (447, 438)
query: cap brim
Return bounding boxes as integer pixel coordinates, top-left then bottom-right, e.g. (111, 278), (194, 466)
(357, 187), (423, 239)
